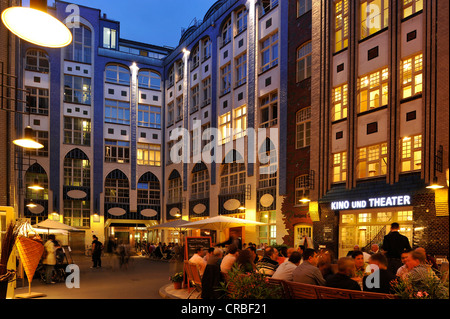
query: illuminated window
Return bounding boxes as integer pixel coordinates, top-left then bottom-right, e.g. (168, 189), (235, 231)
(219, 112), (232, 144)
(64, 117), (91, 146)
(220, 153), (246, 195)
(259, 211), (277, 246)
(401, 53), (423, 99)
(358, 213), (371, 223)
(357, 143), (388, 178)
(137, 173), (160, 206)
(296, 41), (312, 82)
(258, 139), (277, 189)
(64, 75), (92, 105)
(403, 0), (423, 18)
(234, 105), (247, 139)
(377, 212), (392, 222)
(341, 214), (355, 224)
(398, 211), (413, 221)
(103, 27), (117, 49)
(64, 200), (90, 227)
(105, 171), (129, 204)
(332, 84), (348, 121)
(358, 68), (389, 113)
(296, 107), (311, 149)
(295, 175), (310, 205)
(63, 157), (90, 187)
(333, 152), (347, 183)
(360, 0), (389, 39)
(335, 0), (349, 52)
(261, 33), (279, 72)
(137, 143), (161, 166)
(400, 135), (422, 172)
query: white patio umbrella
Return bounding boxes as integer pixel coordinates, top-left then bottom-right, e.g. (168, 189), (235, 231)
(180, 215), (265, 243)
(148, 219), (191, 243)
(32, 219), (82, 233)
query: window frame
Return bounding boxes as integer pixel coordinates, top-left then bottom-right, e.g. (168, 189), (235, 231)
(296, 41), (312, 82)
(296, 107), (312, 149)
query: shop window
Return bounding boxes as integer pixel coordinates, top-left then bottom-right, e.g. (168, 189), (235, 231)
(397, 211), (413, 222)
(341, 214), (355, 224)
(377, 212), (392, 222)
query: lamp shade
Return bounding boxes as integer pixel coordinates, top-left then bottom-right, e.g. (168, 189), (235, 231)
(13, 126), (44, 149)
(1, 6), (72, 48)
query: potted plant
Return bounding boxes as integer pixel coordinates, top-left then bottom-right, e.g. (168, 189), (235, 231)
(170, 272), (184, 289)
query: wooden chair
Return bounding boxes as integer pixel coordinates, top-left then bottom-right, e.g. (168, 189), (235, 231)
(187, 262), (203, 299)
(314, 286), (352, 299)
(267, 278), (289, 299)
(283, 281), (318, 299)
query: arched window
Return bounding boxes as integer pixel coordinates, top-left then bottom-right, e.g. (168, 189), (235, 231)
(220, 150), (246, 195)
(191, 162), (210, 200)
(258, 138), (277, 188)
(168, 170), (182, 204)
(221, 17), (232, 46)
(202, 37), (211, 61)
(235, 7), (248, 34)
(137, 172), (160, 206)
(63, 149), (90, 187)
(296, 41), (312, 82)
(138, 70), (161, 90)
(105, 170), (129, 204)
(25, 163), (48, 201)
(65, 24), (92, 64)
(25, 49), (49, 73)
(105, 64), (130, 85)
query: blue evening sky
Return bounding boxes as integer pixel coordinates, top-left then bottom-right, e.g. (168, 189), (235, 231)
(24, 0), (216, 48)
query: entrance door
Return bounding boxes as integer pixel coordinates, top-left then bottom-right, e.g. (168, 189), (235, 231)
(294, 224), (313, 249)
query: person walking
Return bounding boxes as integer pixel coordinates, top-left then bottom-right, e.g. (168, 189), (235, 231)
(91, 235), (103, 268)
(381, 223), (412, 275)
(43, 234), (58, 284)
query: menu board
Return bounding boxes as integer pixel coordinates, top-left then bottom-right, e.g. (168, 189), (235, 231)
(185, 237), (211, 260)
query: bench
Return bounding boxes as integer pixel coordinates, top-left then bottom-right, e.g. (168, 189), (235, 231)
(281, 280), (397, 299)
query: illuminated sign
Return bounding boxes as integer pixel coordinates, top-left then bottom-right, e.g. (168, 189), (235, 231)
(331, 195), (411, 211)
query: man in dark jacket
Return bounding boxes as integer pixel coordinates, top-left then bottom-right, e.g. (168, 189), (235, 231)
(326, 257), (361, 291)
(363, 253), (396, 294)
(381, 223), (412, 274)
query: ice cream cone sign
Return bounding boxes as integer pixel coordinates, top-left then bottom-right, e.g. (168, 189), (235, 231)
(15, 235), (45, 298)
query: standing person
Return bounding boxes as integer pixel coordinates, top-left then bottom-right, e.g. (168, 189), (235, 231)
(292, 248), (326, 286)
(381, 223), (412, 275)
(43, 234), (57, 284)
(91, 235), (103, 268)
(216, 230), (242, 250)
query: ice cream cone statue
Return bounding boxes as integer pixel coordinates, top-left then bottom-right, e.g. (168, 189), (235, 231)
(15, 235), (46, 298)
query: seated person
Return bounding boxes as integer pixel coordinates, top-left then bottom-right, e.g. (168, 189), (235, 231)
(363, 253), (396, 294)
(292, 248), (326, 286)
(326, 257), (361, 291)
(272, 251), (302, 281)
(189, 247), (207, 276)
(220, 244), (239, 274)
(256, 246), (279, 277)
(201, 248), (224, 299)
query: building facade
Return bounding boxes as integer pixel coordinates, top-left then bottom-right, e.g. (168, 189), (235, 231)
(2, 0), (448, 257)
(309, 0), (449, 258)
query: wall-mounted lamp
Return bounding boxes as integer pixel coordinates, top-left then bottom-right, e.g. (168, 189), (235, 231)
(426, 176), (444, 190)
(1, 0), (72, 48)
(13, 126), (44, 149)
(299, 198), (311, 204)
(28, 178), (44, 191)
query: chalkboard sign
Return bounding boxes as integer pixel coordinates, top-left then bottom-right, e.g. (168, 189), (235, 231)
(185, 237), (211, 260)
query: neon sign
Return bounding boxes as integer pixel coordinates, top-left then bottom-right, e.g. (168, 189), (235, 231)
(331, 195), (411, 211)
